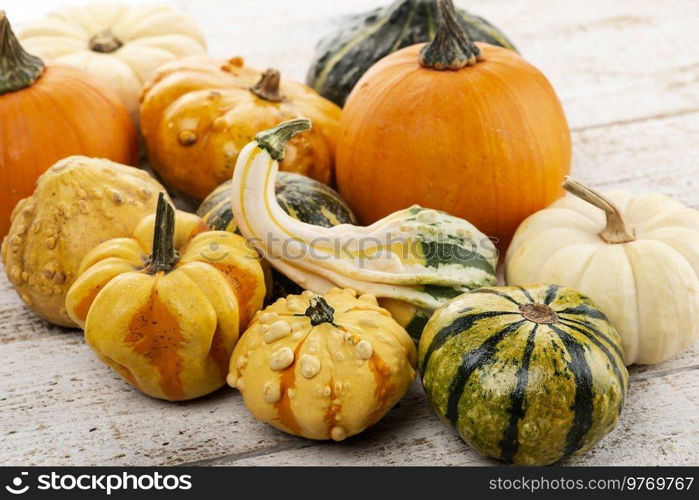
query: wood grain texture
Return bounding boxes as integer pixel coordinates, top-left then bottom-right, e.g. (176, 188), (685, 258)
(1, 0), (698, 466)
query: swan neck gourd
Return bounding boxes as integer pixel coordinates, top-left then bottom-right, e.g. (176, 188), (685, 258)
(231, 119), (498, 310)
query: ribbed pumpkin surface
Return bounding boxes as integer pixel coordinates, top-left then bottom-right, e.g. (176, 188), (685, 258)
(418, 284), (627, 465)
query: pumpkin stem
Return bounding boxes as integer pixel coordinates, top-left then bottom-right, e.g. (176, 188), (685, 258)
(89, 28), (123, 53)
(520, 303), (558, 324)
(148, 193), (180, 273)
(419, 0), (482, 70)
(563, 177), (635, 244)
(305, 296), (335, 326)
(0, 11), (44, 95)
(255, 118), (312, 161)
(250, 69), (284, 102)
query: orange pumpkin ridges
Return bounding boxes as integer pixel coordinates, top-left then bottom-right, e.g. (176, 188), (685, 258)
(126, 281), (186, 401)
(0, 11), (138, 238)
(335, 0), (571, 249)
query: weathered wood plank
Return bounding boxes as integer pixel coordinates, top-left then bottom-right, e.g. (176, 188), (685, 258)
(213, 369), (699, 466)
(572, 111), (699, 207)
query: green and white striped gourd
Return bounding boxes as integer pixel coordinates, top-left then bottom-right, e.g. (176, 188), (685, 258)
(230, 118), (497, 311)
(419, 284), (627, 465)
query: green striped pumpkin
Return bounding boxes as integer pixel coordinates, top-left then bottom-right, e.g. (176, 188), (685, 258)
(418, 284), (627, 465)
(197, 172), (357, 299)
(306, 0), (516, 106)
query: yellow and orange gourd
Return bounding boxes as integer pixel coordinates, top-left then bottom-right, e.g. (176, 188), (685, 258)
(65, 194), (266, 400)
(228, 288), (416, 440)
(139, 57), (341, 200)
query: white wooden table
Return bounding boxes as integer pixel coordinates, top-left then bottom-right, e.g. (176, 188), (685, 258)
(1, 0), (698, 466)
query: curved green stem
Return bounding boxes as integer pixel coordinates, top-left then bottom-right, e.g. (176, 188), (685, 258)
(255, 118), (312, 161)
(0, 11), (44, 94)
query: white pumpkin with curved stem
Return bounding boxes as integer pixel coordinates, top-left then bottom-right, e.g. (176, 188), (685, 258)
(506, 177), (699, 365)
(230, 118), (498, 311)
(19, 3), (206, 122)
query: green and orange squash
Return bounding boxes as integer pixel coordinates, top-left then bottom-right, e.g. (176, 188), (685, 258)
(418, 284), (627, 465)
(306, 0), (516, 106)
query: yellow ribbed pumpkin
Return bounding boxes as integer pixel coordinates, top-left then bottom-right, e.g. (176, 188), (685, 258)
(66, 195), (266, 401)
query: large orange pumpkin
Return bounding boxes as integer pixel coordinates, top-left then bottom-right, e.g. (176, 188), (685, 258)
(336, 0), (571, 248)
(0, 12), (138, 238)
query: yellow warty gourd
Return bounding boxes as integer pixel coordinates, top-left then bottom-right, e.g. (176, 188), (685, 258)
(228, 288), (416, 440)
(1, 156), (166, 327)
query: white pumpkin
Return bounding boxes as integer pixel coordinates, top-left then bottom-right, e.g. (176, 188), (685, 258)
(19, 3), (207, 123)
(506, 177), (699, 365)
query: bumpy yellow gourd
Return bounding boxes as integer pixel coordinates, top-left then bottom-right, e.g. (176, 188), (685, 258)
(66, 195), (266, 401)
(1, 156), (166, 327)
(228, 288), (416, 441)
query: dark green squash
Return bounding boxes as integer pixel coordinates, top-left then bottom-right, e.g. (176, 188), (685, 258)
(306, 0), (517, 106)
(197, 171), (357, 300)
(418, 284), (627, 466)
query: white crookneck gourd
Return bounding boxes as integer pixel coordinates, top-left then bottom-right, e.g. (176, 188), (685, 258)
(506, 177), (699, 365)
(230, 118), (497, 312)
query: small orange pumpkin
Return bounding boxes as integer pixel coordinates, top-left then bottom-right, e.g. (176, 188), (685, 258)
(336, 0), (571, 248)
(140, 57), (341, 200)
(0, 12), (138, 238)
